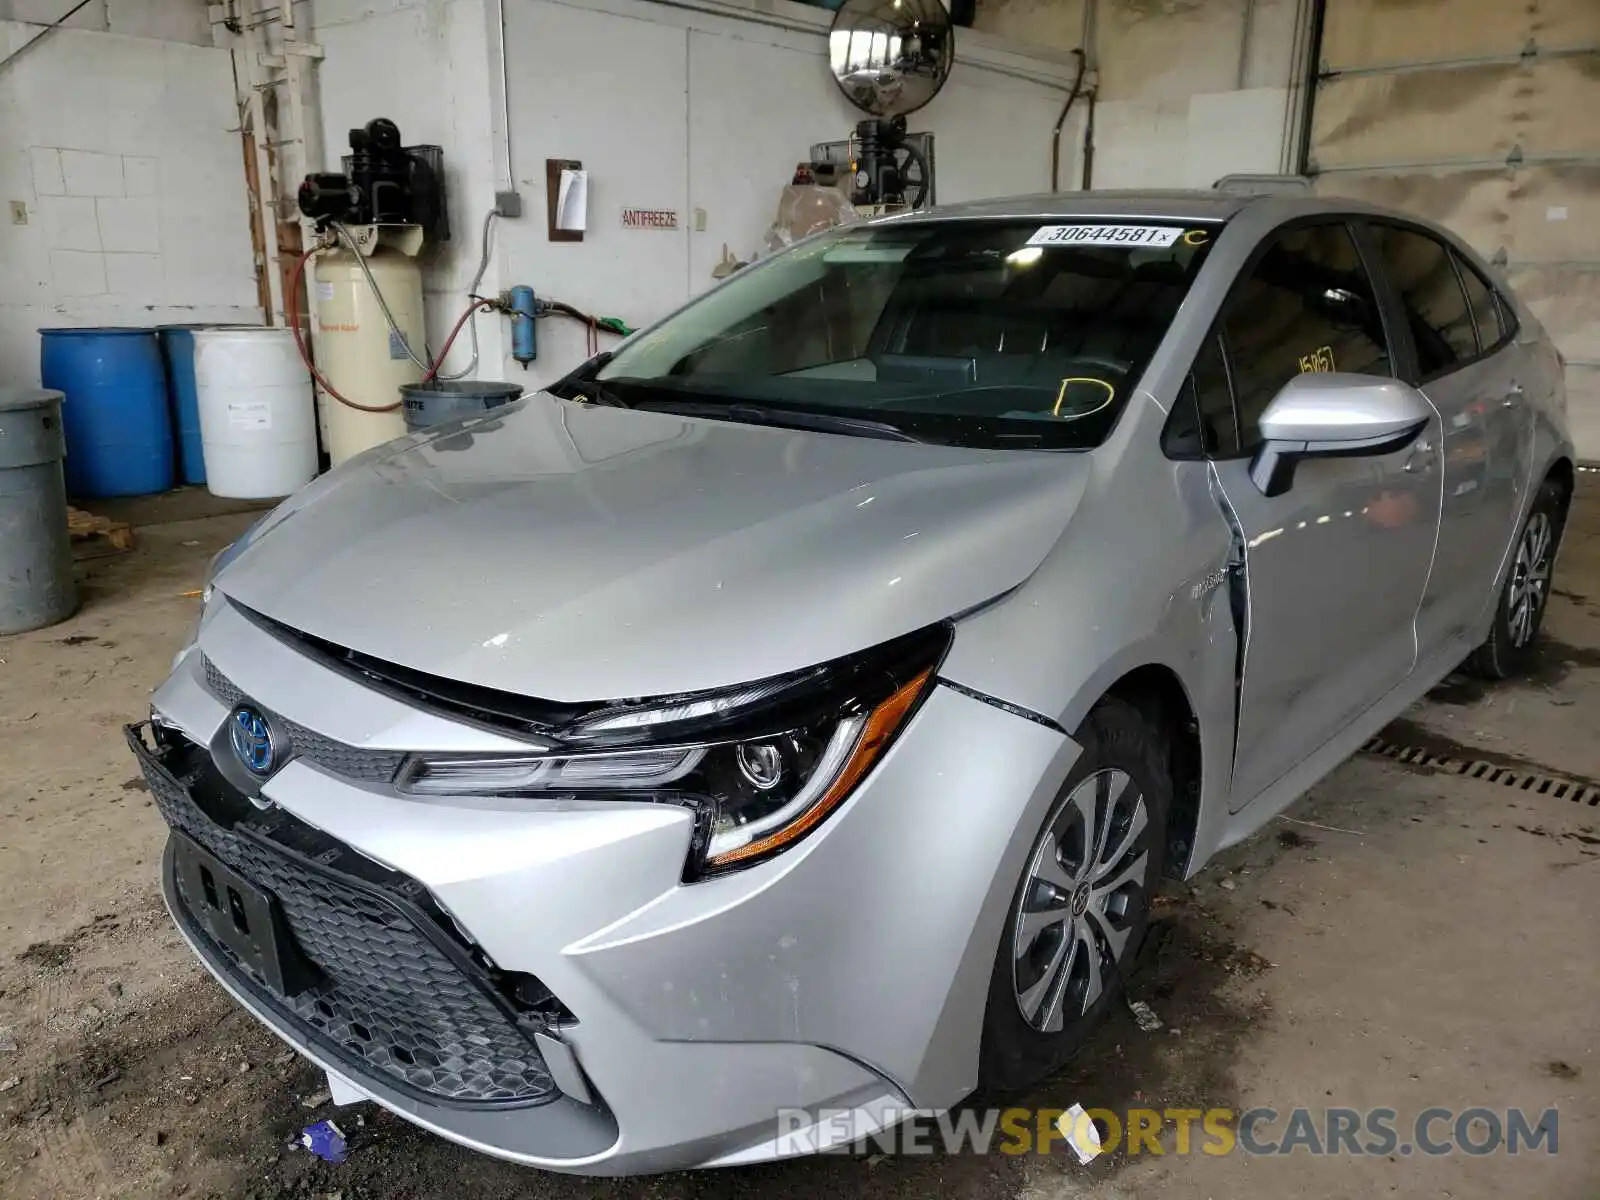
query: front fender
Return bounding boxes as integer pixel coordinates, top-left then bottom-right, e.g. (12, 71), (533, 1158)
(940, 449), (1240, 875)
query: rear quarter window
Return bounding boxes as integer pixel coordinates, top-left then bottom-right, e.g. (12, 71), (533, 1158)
(1452, 250), (1511, 352)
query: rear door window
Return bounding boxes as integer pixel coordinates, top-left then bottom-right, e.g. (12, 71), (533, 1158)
(1370, 224), (1476, 378)
(1220, 222), (1392, 450)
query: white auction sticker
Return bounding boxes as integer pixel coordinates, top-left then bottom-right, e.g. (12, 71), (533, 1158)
(1028, 224), (1183, 248)
(315, 280), (335, 302)
(228, 401), (271, 432)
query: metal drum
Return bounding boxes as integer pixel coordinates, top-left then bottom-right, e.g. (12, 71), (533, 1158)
(0, 388), (77, 634)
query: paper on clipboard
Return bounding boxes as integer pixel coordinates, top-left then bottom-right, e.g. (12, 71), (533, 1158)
(557, 169), (588, 232)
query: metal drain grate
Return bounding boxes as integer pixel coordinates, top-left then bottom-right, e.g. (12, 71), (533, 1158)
(1362, 737), (1600, 806)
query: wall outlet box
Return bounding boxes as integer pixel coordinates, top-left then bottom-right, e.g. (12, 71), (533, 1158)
(495, 190), (522, 218)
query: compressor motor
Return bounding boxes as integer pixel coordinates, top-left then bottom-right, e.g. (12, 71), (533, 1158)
(848, 115), (929, 211)
(297, 118), (449, 243)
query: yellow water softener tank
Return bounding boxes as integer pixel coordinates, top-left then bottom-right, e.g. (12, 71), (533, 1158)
(311, 239), (423, 464)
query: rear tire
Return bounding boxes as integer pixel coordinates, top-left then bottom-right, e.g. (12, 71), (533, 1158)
(978, 696), (1171, 1094)
(1468, 479), (1566, 680)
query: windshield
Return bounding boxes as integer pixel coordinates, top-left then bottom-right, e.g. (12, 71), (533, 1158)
(580, 218), (1218, 449)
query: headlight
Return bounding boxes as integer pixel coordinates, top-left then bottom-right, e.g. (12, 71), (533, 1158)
(397, 624), (950, 877)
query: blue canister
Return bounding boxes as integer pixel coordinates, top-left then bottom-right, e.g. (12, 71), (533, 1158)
(509, 285), (537, 367)
(40, 327), (173, 498)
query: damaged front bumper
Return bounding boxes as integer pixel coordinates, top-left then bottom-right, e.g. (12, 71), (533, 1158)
(136, 607), (1076, 1173)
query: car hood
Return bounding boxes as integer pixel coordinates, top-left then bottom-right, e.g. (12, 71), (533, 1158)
(216, 393), (1091, 702)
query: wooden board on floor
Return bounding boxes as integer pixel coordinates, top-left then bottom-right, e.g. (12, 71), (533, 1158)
(67, 506), (135, 558)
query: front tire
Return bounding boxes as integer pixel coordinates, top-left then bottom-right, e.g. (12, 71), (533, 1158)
(1468, 479), (1566, 680)
(978, 697), (1171, 1094)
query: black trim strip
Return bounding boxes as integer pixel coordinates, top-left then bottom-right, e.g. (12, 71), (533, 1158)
(936, 678), (1065, 733)
(230, 600), (584, 737)
(232, 598), (954, 752)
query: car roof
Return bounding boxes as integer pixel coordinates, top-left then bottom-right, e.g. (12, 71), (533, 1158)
(883, 188), (1383, 226)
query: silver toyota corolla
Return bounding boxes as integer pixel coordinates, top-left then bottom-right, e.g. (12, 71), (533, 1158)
(132, 189), (1573, 1174)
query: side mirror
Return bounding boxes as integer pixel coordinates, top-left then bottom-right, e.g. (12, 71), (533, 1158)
(1250, 373), (1432, 497)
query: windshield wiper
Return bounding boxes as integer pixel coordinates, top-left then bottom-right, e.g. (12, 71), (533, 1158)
(632, 399), (925, 443)
(553, 378), (630, 408)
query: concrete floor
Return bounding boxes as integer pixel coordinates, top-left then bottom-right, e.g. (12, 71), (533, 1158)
(0, 483), (1596, 1200)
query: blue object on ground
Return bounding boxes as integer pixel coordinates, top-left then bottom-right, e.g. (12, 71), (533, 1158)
(299, 1119), (348, 1164)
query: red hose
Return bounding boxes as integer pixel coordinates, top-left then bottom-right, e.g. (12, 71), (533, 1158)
(288, 246), (499, 408)
(421, 297), (498, 384)
(287, 242), (402, 414)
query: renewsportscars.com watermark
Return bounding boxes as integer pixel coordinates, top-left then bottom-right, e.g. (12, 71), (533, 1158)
(775, 1105), (1560, 1158)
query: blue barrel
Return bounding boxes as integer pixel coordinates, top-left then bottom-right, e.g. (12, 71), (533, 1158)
(158, 326), (207, 486)
(40, 327), (173, 498)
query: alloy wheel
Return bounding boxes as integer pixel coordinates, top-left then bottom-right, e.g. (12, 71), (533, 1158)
(1011, 768), (1151, 1034)
(1507, 511), (1554, 649)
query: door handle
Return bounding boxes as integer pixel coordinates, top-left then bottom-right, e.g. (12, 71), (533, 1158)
(1503, 381), (1525, 408)
(1403, 439), (1436, 473)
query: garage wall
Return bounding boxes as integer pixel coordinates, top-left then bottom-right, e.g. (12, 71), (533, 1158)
(310, 0), (1081, 387)
(307, 0), (1600, 453)
(964, 0), (1599, 460)
(0, 0), (212, 46)
(971, 0), (1306, 188)
(0, 19), (261, 387)
(1308, 0), (1600, 459)
(312, 0), (509, 381)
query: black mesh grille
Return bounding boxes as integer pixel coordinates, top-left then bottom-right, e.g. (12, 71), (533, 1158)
(201, 656), (406, 785)
(279, 724), (406, 785)
(134, 727), (557, 1107)
(202, 655), (243, 706)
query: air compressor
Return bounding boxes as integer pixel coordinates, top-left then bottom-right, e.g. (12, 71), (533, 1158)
(297, 118), (448, 464)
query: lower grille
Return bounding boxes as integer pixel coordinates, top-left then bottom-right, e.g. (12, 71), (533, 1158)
(132, 725), (557, 1108)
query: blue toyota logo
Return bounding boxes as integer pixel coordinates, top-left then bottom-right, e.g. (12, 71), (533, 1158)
(229, 705), (279, 777)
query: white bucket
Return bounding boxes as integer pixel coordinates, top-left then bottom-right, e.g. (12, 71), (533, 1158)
(193, 327), (318, 499)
